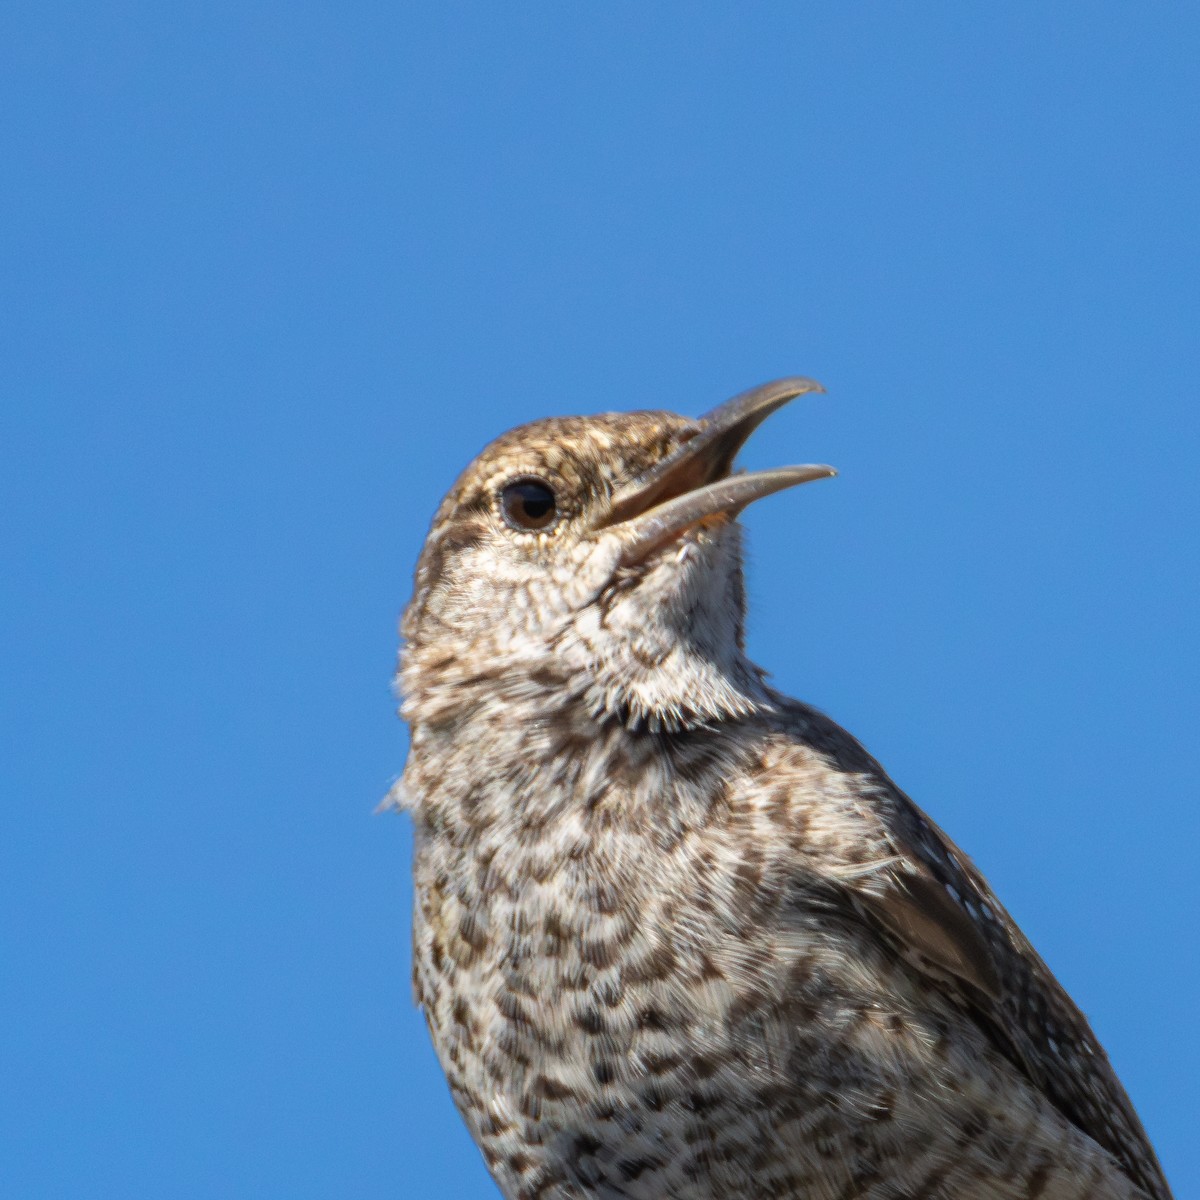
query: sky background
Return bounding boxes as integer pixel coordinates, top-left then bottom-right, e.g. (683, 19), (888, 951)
(3, 4), (1198, 1197)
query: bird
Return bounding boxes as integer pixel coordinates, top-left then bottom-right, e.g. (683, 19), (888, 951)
(393, 378), (1172, 1200)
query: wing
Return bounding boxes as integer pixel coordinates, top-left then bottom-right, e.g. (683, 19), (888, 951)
(779, 702), (1172, 1200)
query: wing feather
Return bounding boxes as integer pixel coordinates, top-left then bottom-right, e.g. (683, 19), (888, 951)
(779, 702), (1172, 1200)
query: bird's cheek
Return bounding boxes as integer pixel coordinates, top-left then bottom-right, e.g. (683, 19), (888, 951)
(571, 536), (626, 602)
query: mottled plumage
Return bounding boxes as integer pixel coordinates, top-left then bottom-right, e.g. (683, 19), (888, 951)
(394, 379), (1171, 1200)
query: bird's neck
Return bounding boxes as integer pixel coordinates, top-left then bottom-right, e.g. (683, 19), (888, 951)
(401, 623), (770, 737)
(397, 549), (774, 831)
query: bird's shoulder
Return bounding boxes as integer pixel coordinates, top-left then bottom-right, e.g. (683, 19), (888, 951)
(740, 699), (1170, 1200)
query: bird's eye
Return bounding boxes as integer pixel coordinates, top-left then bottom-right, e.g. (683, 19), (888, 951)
(499, 478), (559, 531)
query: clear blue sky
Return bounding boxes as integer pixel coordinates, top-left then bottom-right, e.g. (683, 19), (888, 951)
(3, 4), (1197, 1196)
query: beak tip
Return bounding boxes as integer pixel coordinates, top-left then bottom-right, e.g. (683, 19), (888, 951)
(779, 376), (826, 398)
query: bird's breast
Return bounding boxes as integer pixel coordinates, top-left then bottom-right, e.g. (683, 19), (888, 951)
(408, 776), (916, 1200)
(405, 731), (1143, 1200)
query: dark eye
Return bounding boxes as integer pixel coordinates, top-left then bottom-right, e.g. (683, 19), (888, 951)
(500, 478), (559, 531)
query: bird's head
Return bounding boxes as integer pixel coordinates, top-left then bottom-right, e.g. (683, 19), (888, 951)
(400, 378), (834, 731)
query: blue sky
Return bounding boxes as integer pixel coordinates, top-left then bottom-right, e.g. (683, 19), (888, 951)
(3, 4), (1197, 1196)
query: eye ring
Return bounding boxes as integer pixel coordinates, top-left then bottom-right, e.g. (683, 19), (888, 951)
(499, 476), (560, 532)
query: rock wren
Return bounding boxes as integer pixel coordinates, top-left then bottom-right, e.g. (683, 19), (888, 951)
(394, 378), (1171, 1200)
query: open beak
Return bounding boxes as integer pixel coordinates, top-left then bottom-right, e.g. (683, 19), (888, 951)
(598, 377), (836, 564)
